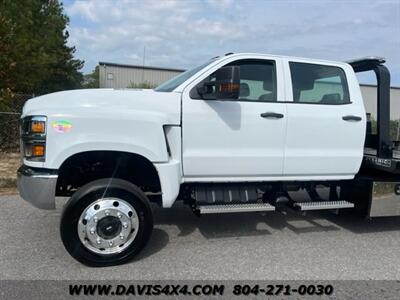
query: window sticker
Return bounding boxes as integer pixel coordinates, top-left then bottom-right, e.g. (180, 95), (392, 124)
(52, 120), (72, 133)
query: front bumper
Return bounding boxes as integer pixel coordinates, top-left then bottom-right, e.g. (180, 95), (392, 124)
(17, 165), (58, 210)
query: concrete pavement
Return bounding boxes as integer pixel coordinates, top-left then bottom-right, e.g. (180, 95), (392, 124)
(1, 195), (400, 280)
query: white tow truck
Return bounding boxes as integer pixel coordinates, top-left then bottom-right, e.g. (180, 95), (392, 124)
(17, 53), (400, 266)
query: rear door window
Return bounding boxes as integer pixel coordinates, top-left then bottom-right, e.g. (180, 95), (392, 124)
(289, 62), (350, 104)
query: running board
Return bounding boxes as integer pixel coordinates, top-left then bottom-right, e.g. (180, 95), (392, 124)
(293, 200), (354, 211)
(198, 203), (275, 214)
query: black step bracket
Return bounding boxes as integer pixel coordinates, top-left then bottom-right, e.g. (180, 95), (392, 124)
(195, 184), (258, 204)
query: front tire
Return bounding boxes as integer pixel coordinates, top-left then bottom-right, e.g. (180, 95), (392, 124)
(60, 178), (153, 267)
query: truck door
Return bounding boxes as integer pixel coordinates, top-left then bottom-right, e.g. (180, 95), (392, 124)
(182, 58), (287, 180)
(283, 60), (366, 178)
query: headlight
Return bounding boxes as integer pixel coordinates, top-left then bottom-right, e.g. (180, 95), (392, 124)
(20, 116), (47, 162)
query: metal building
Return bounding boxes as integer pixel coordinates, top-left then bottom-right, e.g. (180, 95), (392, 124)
(99, 62), (184, 88)
(361, 84), (399, 120)
(98, 61), (399, 121)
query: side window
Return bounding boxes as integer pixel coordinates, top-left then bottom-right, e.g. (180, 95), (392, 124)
(289, 62), (350, 104)
(232, 60), (276, 101)
(192, 59), (277, 101)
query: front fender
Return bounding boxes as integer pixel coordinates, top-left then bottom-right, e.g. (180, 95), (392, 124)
(49, 141), (164, 169)
(154, 159), (182, 208)
(40, 112), (171, 169)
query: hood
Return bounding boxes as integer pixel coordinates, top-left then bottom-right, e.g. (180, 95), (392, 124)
(22, 88), (181, 124)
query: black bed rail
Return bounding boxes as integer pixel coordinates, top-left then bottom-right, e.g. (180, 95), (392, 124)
(347, 57), (392, 159)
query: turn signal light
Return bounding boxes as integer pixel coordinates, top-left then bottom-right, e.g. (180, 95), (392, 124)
(32, 145), (45, 157)
(31, 121), (45, 134)
(23, 143), (46, 161)
(219, 83), (240, 93)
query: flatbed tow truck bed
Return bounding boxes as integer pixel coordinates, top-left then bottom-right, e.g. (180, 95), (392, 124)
(364, 148), (400, 160)
(343, 57), (400, 217)
(363, 148), (400, 175)
(347, 57), (400, 176)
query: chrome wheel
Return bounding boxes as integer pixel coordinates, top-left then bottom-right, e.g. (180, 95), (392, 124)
(77, 198), (139, 255)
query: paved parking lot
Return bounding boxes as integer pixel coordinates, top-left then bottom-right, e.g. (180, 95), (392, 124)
(1, 194), (400, 280)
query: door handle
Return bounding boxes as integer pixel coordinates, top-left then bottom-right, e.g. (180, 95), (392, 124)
(342, 115), (362, 122)
(260, 112), (284, 119)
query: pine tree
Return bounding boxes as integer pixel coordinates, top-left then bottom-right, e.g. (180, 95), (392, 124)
(0, 0), (84, 96)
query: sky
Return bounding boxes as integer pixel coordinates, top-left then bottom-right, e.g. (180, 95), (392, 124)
(63, 0), (400, 86)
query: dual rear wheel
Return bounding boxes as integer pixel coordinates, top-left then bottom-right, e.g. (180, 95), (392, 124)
(60, 178), (153, 267)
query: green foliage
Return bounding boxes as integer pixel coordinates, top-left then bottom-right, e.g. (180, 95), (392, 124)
(370, 119), (400, 141)
(0, 91), (31, 151)
(127, 81), (157, 89)
(391, 120), (400, 141)
(82, 66), (99, 89)
(0, 0), (84, 95)
(0, 89), (13, 112)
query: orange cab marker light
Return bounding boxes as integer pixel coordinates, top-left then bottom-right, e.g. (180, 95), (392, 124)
(219, 83), (240, 92)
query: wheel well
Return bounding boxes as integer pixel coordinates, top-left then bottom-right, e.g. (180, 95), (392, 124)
(56, 151), (161, 198)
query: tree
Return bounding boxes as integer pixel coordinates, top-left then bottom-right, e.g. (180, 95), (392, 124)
(127, 81), (157, 89)
(0, 0), (84, 96)
(82, 66), (99, 89)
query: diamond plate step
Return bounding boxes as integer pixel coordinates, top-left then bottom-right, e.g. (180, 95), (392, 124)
(293, 200), (354, 211)
(198, 203), (275, 214)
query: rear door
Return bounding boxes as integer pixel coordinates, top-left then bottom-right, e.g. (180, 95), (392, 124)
(283, 59), (366, 178)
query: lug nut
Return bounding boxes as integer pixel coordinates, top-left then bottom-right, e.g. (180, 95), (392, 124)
(123, 223), (128, 229)
(109, 241), (113, 246)
(117, 213), (122, 218)
(120, 234), (124, 240)
(105, 210), (110, 216)
(94, 217), (98, 223)
(90, 228), (95, 235)
(96, 238), (101, 245)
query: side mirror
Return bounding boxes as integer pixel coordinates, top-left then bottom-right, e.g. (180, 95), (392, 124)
(197, 82), (216, 100)
(215, 66), (240, 100)
(196, 66), (240, 100)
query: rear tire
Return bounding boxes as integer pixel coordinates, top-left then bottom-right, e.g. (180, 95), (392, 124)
(60, 178), (153, 267)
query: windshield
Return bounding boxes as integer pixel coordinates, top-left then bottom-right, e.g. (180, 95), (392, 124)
(154, 60), (215, 92)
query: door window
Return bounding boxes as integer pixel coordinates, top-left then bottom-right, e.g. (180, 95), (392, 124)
(289, 62), (350, 104)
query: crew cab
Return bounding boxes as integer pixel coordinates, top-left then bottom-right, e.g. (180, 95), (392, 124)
(17, 53), (400, 266)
